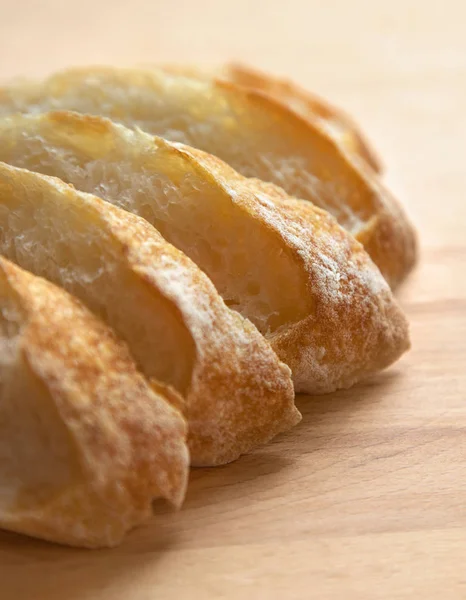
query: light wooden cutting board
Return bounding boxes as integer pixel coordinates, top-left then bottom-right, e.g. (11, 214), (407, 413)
(0, 1), (464, 598)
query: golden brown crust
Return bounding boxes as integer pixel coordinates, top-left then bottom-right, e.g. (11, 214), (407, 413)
(161, 62), (383, 173)
(0, 257), (189, 547)
(0, 112), (410, 394)
(183, 147), (411, 393)
(216, 62), (383, 173)
(0, 161), (299, 466)
(0, 65), (416, 287)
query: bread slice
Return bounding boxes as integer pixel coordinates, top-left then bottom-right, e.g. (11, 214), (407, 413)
(0, 66), (417, 287)
(0, 256), (189, 548)
(162, 62), (382, 173)
(0, 162), (299, 466)
(0, 112), (410, 394)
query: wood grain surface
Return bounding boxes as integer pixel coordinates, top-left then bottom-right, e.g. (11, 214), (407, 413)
(0, 1), (465, 598)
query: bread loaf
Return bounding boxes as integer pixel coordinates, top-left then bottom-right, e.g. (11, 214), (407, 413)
(0, 66), (417, 286)
(0, 256), (189, 548)
(0, 112), (410, 394)
(0, 162), (299, 466)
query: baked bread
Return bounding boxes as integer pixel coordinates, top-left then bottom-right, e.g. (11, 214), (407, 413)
(0, 256), (189, 548)
(0, 112), (410, 394)
(162, 62), (382, 173)
(0, 66), (417, 287)
(0, 161), (299, 466)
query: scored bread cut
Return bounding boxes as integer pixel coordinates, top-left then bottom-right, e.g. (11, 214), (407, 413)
(162, 62), (382, 173)
(0, 66), (417, 287)
(0, 256), (189, 548)
(0, 161), (299, 466)
(0, 111), (410, 394)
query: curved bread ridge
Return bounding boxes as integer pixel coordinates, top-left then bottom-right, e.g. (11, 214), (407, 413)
(0, 257), (189, 548)
(234, 176), (411, 392)
(0, 162), (299, 466)
(0, 65), (417, 287)
(0, 112), (410, 393)
(190, 150), (411, 393)
(163, 62), (382, 173)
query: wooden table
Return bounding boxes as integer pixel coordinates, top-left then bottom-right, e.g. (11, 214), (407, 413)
(1, 1), (464, 598)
